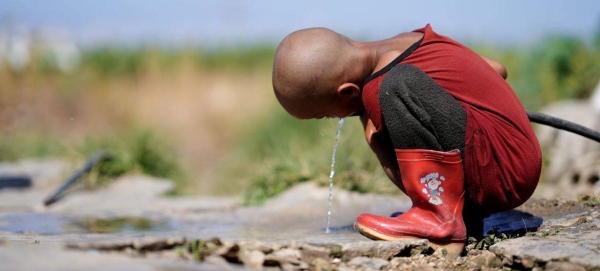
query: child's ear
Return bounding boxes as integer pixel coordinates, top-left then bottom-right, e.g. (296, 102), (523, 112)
(337, 83), (360, 98)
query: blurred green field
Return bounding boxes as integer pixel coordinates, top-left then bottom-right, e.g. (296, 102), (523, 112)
(2, 28), (600, 203)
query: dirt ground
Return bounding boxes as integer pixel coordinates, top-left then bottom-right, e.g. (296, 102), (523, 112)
(1, 160), (599, 271)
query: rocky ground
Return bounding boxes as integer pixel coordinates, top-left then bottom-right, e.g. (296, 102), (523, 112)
(0, 159), (599, 271)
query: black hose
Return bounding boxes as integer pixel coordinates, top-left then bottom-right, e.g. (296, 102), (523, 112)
(527, 110), (600, 143)
(43, 151), (110, 206)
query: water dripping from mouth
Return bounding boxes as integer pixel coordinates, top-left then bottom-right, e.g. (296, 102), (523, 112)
(326, 118), (344, 234)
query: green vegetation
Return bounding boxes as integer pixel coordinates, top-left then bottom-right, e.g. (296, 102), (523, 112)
(0, 132), (65, 162)
(0, 129), (186, 192)
(72, 129), (186, 189)
(471, 32), (600, 110)
(195, 44), (276, 71)
(3, 26), (600, 201)
(175, 238), (224, 261)
(218, 107), (397, 205)
(579, 194), (600, 207)
(1, 45), (274, 194)
(75, 44), (275, 79)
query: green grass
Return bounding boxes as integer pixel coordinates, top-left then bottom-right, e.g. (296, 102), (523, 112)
(0, 128), (187, 192)
(5, 29), (600, 202)
(74, 44), (276, 79)
(218, 106), (397, 205)
(0, 131), (65, 161)
(72, 129), (186, 190)
(579, 194), (600, 207)
(195, 44), (276, 71)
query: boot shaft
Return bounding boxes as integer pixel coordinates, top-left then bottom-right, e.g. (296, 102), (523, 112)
(395, 149), (464, 215)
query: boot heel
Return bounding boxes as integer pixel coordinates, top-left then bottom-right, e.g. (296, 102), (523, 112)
(428, 241), (464, 257)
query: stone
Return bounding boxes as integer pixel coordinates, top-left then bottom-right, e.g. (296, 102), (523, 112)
(347, 256), (390, 270)
(389, 257), (409, 268)
(321, 244), (343, 258)
(471, 250), (503, 268)
(340, 240), (429, 261)
(132, 236), (186, 251)
(520, 256), (536, 269)
(544, 261), (586, 271)
(204, 255), (236, 270)
(238, 240), (277, 254)
(298, 243), (331, 263)
(239, 249), (265, 269)
(216, 243), (241, 262)
(266, 248), (301, 260)
(491, 229), (600, 269)
(0, 242), (207, 271)
(535, 100), (600, 199)
(66, 240), (133, 251)
(336, 263), (355, 271)
(264, 248), (305, 270)
(309, 258), (333, 271)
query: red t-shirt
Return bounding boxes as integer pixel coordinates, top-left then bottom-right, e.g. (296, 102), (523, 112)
(362, 24), (542, 212)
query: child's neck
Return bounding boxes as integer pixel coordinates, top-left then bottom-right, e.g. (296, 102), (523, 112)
(362, 32), (424, 77)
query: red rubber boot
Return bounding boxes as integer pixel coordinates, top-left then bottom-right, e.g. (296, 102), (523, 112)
(354, 149), (466, 255)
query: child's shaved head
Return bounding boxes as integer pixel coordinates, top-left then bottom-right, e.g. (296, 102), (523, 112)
(272, 28), (361, 119)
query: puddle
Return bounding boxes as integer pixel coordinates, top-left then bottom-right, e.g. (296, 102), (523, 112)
(74, 217), (169, 234)
(0, 209), (544, 242)
(0, 213), (66, 235)
(0, 213), (172, 235)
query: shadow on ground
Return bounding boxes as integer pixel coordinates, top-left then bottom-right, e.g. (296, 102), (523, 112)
(483, 209), (543, 236)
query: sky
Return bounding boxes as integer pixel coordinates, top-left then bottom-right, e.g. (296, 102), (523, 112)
(2, 0), (600, 47)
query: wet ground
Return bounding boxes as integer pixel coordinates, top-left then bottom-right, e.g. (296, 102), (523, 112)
(1, 159), (599, 270)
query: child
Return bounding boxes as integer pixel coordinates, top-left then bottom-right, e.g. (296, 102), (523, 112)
(272, 24), (542, 255)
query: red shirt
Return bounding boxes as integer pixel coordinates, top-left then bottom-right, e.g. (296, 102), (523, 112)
(362, 24), (541, 212)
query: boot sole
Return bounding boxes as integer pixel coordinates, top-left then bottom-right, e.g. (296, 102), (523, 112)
(354, 222), (464, 257)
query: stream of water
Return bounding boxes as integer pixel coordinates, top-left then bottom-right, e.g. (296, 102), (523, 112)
(326, 118), (345, 234)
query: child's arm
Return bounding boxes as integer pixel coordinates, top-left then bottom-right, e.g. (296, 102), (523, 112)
(481, 56), (507, 79)
(360, 114), (406, 193)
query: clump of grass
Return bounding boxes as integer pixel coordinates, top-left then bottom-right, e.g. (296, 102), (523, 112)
(473, 225), (564, 251)
(176, 238), (224, 261)
(72, 129), (186, 190)
(578, 194), (600, 207)
(0, 128), (187, 193)
(474, 227), (520, 250)
(0, 131), (66, 161)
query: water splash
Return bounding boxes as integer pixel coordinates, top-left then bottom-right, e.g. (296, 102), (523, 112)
(326, 118), (345, 234)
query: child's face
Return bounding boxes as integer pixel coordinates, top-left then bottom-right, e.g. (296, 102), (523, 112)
(329, 97), (363, 119)
(308, 95), (363, 120)
(278, 84), (364, 120)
